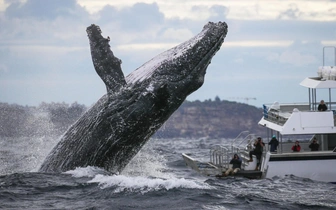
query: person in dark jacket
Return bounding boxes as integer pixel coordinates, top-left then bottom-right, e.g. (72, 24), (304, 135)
(309, 138), (319, 151)
(291, 141), (301, 152)
(248, 137), (265, 170)
(223, 154), (242, 176)
(248, 137), (265, 162)
(268, 135), (279, 152)
(318, 100), (328, 111)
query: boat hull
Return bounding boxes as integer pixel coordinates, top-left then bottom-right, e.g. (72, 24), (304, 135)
(263, 152), (336, 183)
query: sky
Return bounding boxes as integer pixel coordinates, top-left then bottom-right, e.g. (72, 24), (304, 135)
(1, 0), (336, 108)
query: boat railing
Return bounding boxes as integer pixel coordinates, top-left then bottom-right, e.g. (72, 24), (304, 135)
(209, 131), (258, 168)
(312, 102), (336, 111)
(231, 130), (250, 144)
(231, 134), (257, 153)
(209, 145), (231, 167)
(263, 102), (336, 126)
(230, 132), (258, 168)
(231, 131), (256, 149)
(263, 103), (289, 125)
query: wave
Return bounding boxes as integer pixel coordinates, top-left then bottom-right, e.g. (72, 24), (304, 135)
(88, 174), (212, 192)
(64, 165), (212, 194)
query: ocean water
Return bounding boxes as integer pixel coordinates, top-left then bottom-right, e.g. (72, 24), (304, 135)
(0, 136), (335, 210)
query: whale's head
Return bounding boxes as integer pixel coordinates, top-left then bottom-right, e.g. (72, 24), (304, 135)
(127, 22), (227, 96)
(124, 22), (228, 115)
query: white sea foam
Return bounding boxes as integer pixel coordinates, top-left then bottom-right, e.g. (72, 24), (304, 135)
(121, 139), (172, 179)
(64, 165), (212, 193)
(0, 136), (60, 175)
(88, 174), (212, 193)
(64, 166), (107, 178)
(64, 139), (212, 194)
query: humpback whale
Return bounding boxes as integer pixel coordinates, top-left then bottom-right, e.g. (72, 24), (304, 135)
(39, 21), (228, 173)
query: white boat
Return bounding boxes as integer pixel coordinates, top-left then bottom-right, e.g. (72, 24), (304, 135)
(182, 46), (336, 183)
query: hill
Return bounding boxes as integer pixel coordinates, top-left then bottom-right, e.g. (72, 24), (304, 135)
(154, 99), (264, 138)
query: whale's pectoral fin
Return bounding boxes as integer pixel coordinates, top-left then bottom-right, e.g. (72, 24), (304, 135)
(86, 24), (126, 94)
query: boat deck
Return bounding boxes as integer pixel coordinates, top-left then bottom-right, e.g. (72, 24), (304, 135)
(216, 170), (263, 179)
(182, 153), (262, 179)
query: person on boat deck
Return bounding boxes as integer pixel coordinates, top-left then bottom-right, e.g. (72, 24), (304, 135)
(309, 138), (319, 151)
(291, 141), (301, 152)
(223, 154), (242, 176)
(268, 135), (279, 152)
(248, 137), (265, 170)
(318, 100), (328, 111)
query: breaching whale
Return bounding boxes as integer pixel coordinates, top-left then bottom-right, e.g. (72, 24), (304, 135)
(39, 21), (228, 173)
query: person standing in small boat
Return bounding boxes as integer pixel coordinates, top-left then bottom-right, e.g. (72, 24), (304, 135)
(248, 137), (265, 170)
(318, 100), (328, 111)
(268, 135), (279, 152)
(223, 154), (242, 176)
(309, 138), (319, 151)
(291, 141), (301, 152)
